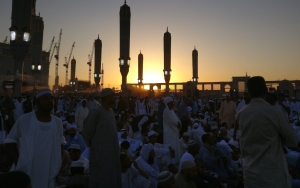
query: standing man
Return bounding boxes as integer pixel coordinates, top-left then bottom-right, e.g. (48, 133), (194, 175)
(163, 97), (181, 164)
(236, 76), (298, 187)
(177, 98), (192, 137)
(6, 89), (63, 187)
(13, 96), (23, 121)
(75, 99), (89, 133)
(219, 94), (236, 130)
(82, 88), (122, 188)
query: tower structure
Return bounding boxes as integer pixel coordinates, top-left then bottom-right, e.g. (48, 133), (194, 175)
(119, 1), (131, 94)
(138, 51), (143, 87)
(163, 27), (171, 93)
(30, 7), (44, 89)
(10, 0), (33, 96)
(70, 57), (76, 88)
(94, 35), (102, 92)
(192, 47), (198, 83)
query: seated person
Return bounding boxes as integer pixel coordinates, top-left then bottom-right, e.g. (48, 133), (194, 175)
(68, 144), (89, 173)
(120, 153), (151, 188)
(158, 171), (176, 188)
(65, 124), (86, 154)
(118, 129), (142, 154)
(120, 141), (135, 161)
(175, 160), (197, 188)
(179, 140), (200, 171)
(135, 144), (160, 188)
(147, 131), (178, 174)
(58, 161), (89, 187)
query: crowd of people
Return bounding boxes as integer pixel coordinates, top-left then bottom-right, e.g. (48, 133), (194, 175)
(0, 76), (300, 188)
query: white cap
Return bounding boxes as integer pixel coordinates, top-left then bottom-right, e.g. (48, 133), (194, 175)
(70, 161), (84, 168)
(36, 89), (52, 99)
(148, 131), (157, 137)
(67, 124), (77, 130)
(68, 144), (80, 150)
(181, 160), (196, 170)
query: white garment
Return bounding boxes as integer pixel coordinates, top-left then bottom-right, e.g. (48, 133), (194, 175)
(179, 152), (195, 171)
(57, 99), (65, 111)
(7, 112), (63, 188)
(151, 143), (175, 170)
(163, 107), (181, 164)
(136, 100), (147, 115)
(78, 155), (89, 174)
(75, 106), (89, 132)
(236, 101), (246, 115)
(13, 101), (24, 121)
(121, 166), (151, 188)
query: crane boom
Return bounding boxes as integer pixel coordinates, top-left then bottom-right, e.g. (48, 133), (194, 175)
(54, 29), (62, 90)
(48, 36), (55, 53)
(63, 42), (75, 85)
(49, 43), (56, 65)
(87, 44), (94, 84)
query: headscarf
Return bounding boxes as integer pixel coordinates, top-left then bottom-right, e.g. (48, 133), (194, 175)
(140, 144), (154, 161)
(163, 97), (173, 105)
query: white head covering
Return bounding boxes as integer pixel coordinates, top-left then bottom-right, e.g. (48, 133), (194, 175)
(36, 89), (52, 99)
(138, 116), (149, 126)
(158, 171), (174, 186)
(68, 144), (80, 150)
(163, 96), (173, 105)
(140, 144), (154, 161)
(147, 131), (157, 137)
(70, 161), (84, 168)
(228, 139), (240, 148)
(67, 124), (77, 130)
(181, 160), (196, 170)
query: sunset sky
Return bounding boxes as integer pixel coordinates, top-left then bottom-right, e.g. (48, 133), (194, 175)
(0, 0), (299, 89)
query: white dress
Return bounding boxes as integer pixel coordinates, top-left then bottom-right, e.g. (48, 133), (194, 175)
(163, 107), (181, 164)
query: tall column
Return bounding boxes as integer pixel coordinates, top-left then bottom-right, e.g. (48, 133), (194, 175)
(163, 27), (171, 94)
(138, 51), (143, 88)
(192, 47), (198, 83)
(119, 1), (131, 96)
(94, 35), (102, 93)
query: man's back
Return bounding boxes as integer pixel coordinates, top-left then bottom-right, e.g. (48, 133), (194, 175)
(237, 98), (298, 187)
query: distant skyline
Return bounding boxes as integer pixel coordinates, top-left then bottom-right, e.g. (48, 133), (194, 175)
(0, 0), (300, 89)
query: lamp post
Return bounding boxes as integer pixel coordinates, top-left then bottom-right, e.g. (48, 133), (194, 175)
(31, 62), (41, 94)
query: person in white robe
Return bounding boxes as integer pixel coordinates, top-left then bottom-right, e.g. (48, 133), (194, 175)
(148, 131), (178, 174)
(13, 97), (23, 122)
(6, 89), (63, 188)
(68, 144), (89, 173)
(179, 132), (190, 158)
(57, 96), (65, 111)
(179, 140), (200, 171)
(75, 99), (89, 133)
(135, 144), (160, 188)
(120, 153), (151, 188)
(118, 129), (142, 154)
(163, 97), (181, 164)
(136, 98), (147, 115)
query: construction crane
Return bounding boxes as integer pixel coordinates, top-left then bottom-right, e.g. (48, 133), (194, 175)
(63, 42), (75, 85)
(49, 44), (56, 65)
(47, 36), (55, 53)
(2, 36), (8, 43)
(54, 29), (62, 90)
(87, 44), (94, 84)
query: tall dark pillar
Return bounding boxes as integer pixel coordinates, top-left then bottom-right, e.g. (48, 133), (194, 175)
(163, 27), (171, 94)
(119, 1), (131, 95)
(94, 35), (102, 92)
(70, 57), (76, 89)
(138, 51), (143, 88)
(192, 47), (198, 83)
